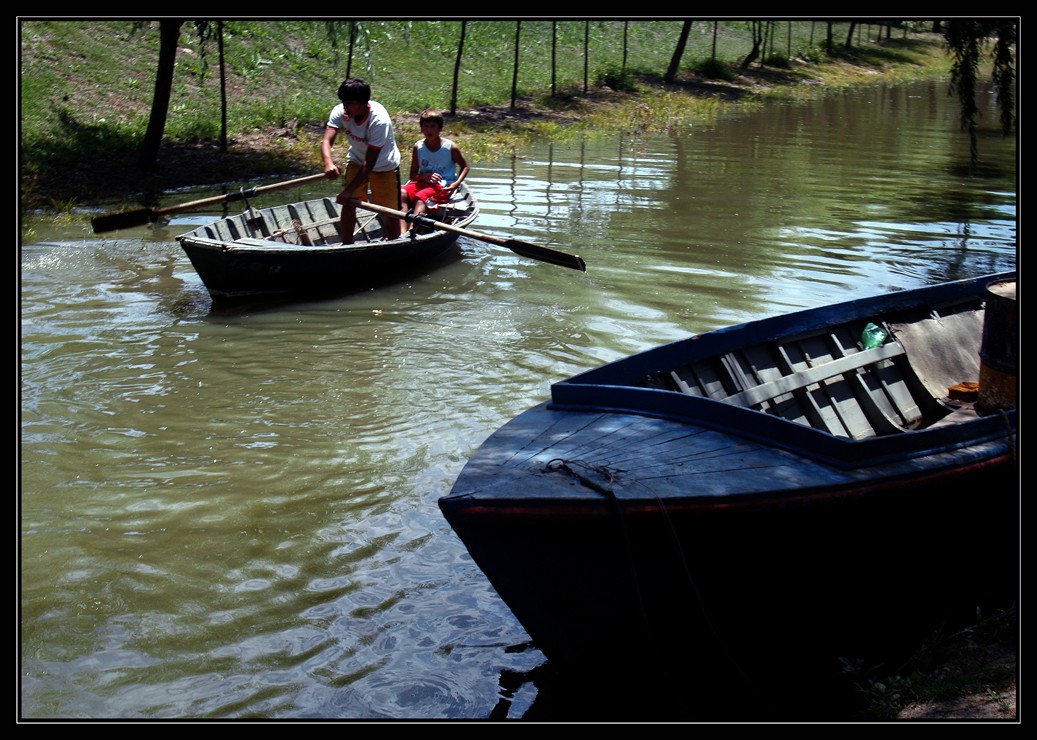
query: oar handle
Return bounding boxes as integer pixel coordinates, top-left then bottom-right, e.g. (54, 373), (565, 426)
(92, 172), (331, 233)
(154, 172), (329, 215)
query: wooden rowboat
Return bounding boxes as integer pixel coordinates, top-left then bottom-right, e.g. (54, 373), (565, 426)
(175, 183), (479, 300)
(440, 273), (1018, 693)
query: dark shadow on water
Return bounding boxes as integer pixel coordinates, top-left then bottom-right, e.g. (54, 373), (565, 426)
(201, 244), (466, 318)
(496, 658), (869, 723)
(491, 600), (1020, 722)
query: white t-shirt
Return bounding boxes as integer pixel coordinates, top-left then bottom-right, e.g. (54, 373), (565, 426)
(326, 100), (401, 172)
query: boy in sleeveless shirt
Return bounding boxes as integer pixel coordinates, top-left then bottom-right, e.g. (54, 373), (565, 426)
(400, 109), (470, 232)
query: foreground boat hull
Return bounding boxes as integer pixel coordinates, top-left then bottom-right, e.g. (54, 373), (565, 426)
(440, 273), (1018, 684)
(442, 409), (1017, 680)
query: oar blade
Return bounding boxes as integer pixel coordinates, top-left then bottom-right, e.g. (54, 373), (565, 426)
(503, 239), (586, 272)
(91, 208), (155, 234)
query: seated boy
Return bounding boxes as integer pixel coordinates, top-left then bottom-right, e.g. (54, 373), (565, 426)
(401, 109), (470, 232)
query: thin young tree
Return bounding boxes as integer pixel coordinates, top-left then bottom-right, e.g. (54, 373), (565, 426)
(217, 21), (227, 153)
(347, 21), (356, 77)
(665, 20), (692, 83)
(450, 20), (467, 115)
(845, 21), (857, 49)
(137, 19), (187, 169)
(622, 20), (628, 74)
(742, 20), (763, 68)
(551, 20), (557, 97)
(511, 21), (521, 109)
(583, 21), (589, 94)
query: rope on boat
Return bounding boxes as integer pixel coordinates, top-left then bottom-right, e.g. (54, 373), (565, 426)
(545, 458), (621, 495)
(998, 408), (1017, 462)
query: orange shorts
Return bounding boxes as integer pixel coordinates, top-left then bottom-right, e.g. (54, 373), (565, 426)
(343, 163), (401, 209)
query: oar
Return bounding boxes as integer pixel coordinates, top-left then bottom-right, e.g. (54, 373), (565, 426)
(350, 199), (587, 272)
(91, 173), (329, 234)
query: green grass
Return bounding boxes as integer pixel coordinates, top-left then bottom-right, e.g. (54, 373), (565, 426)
(20, 19), (955, 215)
(20, 20), (951, 149)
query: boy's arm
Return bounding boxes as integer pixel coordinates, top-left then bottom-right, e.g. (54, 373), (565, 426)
(408, 145), (421, 182)
(338, 145), (382, 203)
(445, 146), (470, 192)
(321, 127), (341, 178)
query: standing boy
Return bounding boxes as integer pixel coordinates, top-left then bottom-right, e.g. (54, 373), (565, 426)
(321, 78), (403, 242)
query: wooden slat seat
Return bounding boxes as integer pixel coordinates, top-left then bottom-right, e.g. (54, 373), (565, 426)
(725, 341), (906, 408)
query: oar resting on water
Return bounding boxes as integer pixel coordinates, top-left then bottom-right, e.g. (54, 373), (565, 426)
(350, 199), (586, 272)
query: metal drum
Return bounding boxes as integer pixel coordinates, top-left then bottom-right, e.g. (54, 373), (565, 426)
(977, 278), (1017, 412)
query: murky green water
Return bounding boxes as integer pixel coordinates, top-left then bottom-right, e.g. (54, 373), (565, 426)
(20, 78), (1016, 720)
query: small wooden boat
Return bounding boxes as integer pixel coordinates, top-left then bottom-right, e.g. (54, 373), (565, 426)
(175, 183), (479, 299)
(440, 273), (1018, 690)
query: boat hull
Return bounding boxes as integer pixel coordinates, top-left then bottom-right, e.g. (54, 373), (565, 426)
(440, 273), (1019, 686)
(441, 406), (1018, 682)
(179, 232), (463, 299)
(176, 185), (479, 299)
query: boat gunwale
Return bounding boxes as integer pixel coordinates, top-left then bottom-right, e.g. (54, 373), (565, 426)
(440, 450), (1015, 514)
(175, 186), (479, 253)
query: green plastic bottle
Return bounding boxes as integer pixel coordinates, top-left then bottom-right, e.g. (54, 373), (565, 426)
(861, 322), (887, 349)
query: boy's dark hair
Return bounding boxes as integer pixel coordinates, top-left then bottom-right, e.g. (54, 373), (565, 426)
(338, 78), (371, 104)
(419, 109), (444, 128)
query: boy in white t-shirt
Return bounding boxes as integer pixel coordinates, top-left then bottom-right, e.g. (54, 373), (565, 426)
(320, 78), (403, 243)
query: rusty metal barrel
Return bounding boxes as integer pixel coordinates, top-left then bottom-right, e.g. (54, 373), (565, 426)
(977, 278), (1017, 413)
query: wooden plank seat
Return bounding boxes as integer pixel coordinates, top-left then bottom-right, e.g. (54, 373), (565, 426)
(725, 341), (907, 408)
(228, 192), (471, 248)
(665, 330), (933, 438)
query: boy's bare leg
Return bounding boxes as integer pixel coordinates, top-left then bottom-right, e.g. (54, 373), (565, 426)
(380, 212), (403, 240)
(339, 204), (357, 244)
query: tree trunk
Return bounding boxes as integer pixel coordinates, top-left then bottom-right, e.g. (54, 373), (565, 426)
(583, 21), (589, 94)
(510, 21), (520, 109)
(551, 21), (557, 97)
(137, 19), (184, 170)
(665, 20), (692, 83)
(622, 20), (628, 74)
(218, 21), (227, 153)
(450, 20), (466, 115)
(347, 21), (356, 77)
(845, 21), (857, 49)
(742, 20), (763, 68)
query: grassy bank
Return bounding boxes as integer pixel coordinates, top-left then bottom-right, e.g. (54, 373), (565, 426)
(20, 19), (954, 218)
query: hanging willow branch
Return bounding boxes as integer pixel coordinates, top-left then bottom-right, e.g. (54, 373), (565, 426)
(944, 19), (1016, 168)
